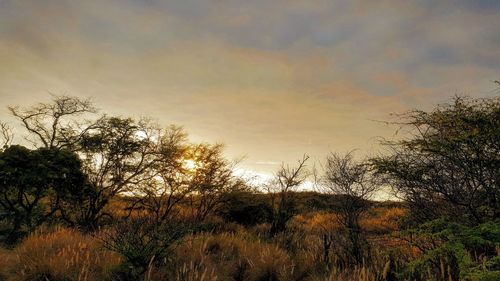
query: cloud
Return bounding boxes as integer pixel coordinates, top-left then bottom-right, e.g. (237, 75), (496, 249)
(0, 0), (498, 175)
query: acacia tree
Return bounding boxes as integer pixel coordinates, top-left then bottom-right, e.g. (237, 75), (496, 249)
(0, 145), (85, 243)
(372, 96), (500, 225)
(186, 143), (247, 222)
(64, 117), (183, 230)
(8, 95), (98, 150)
(102, 139), (245, 276)
(267, 155), (309, 236)
(371, 96), (500, 281)
(7, 96), (247, 232)
(321, 151), (380, 266)
(125, 127), (191, 224)
(6, 96), (166, 230)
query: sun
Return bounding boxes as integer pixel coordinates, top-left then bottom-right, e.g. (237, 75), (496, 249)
(183, 159), (198, 171)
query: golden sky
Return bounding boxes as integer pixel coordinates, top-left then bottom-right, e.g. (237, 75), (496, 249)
(0, 0), (499, 177)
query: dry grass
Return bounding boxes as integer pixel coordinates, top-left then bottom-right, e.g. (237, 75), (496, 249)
(0, 206), (415, 281)
(168, 230), (408, 281)
(362, 207), (406, 234)
(170, 232), (295, 281)
(0, 228), (121, 281)
(292, 206), (406, 235)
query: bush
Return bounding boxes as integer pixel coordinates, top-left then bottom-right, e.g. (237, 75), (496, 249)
(401, 220), (500, 280)
(101, 217), (192, 279)
(220, 192), (273, 226)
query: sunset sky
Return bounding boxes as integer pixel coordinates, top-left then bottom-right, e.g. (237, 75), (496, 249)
(0, 0), (499, 178)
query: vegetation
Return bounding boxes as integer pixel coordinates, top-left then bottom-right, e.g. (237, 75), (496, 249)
(0, 94), (498, 281)
(320, 151), (381, 267)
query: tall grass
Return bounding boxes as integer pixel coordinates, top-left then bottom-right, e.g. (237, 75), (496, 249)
(172, 232), (295, 281)
(0, 206), (454, 281)
(0, 228), (121, 281)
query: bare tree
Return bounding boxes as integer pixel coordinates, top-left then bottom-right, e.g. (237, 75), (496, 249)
(321, 151), (380, 265)
(0, 122), (13, 150)
(8, 95), (98, 150)
(268, 155), (309, 236)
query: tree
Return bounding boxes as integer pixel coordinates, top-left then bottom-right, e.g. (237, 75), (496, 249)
(268, 155), (309, 236)
(7, 96), (246, 232)
(64, 117), (180, 230)
(8, 95), (98, 150)
(321, 151), (380, 266)
(185, 143), (247, 222)
(101, 139), (245, 278)
(125, 127), (191, 225)
(0, 145), (86, 243)
(0, 122), (13, 151)
(372, 96), (500, 225)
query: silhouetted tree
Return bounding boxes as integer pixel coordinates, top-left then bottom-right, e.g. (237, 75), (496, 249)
(0, 145), (85, 243)
(8, 95), (98, 150)
(372, 96), (500, 225)
(102, 139), (244, 278)
(321, 151), (380, 266)
(125, 126), (191, 225)
(64, 117), (176, 230)
(0, 122), (13, 150)
(186, 143), (247, 222)
(268, 155), (309, 236)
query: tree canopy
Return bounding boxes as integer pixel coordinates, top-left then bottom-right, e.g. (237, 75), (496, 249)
(0, 145), (85, 242)
(373, 96), (500, 225)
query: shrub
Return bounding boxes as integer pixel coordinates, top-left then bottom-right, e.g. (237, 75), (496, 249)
(220, 192), (273, 226)
(400, 220), (500, 280)
(101, 217), (192, 279)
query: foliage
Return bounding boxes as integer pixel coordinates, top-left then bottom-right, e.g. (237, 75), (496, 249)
(399, 219), (500, 280)
(68, 117), (174, 230)
(220, 191), (273, 226)
(0, 145), (86, 243)
(373, 96), (500, 225)
(184, 143), (248, 222)
(100, 217), (193, 279)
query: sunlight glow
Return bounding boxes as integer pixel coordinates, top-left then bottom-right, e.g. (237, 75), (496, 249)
(183, 159), (198, 171)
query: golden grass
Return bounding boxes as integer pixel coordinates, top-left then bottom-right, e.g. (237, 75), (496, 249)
(291, 206), (407, 235)
(362, 207), (406, 234)
(0, 205), (415, 281)
(0, 228), (121, 281)
(171, 232), (295, 281)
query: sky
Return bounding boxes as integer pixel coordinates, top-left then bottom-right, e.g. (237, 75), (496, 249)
(0, 0), (499, 180)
